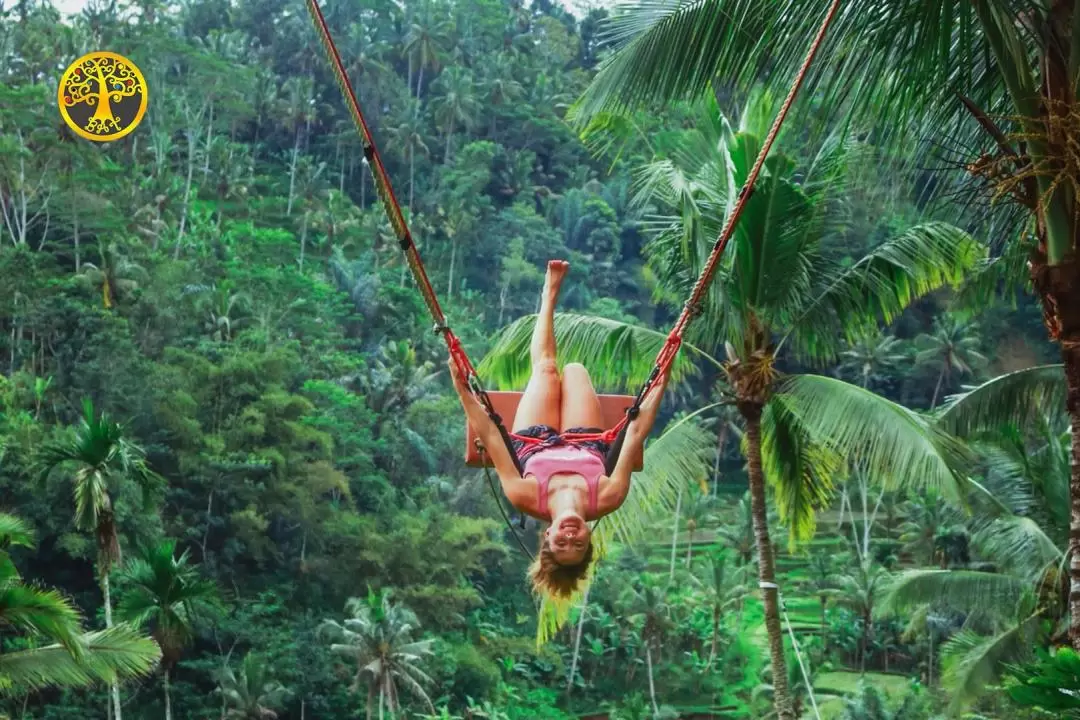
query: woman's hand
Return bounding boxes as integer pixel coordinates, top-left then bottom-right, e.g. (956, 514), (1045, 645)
(448, 358), (473, 400)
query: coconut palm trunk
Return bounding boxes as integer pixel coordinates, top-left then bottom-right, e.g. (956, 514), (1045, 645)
(644, 643), (659, 717)
(744, 406), (794, 720)
(101, 570), (123, 720)
(1066, 341), (1080, 648)
(709, 605), (720, 667)
(820, 596), (828, 653)
(669, 484), (683, 581)
(567, 583), (591, 695)
(164, 667), (172, 720)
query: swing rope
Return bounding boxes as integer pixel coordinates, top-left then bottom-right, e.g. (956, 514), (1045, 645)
(304, 0), (841, 490)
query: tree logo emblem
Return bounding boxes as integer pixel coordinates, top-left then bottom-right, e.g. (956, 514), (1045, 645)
(57, 51), (148, 142)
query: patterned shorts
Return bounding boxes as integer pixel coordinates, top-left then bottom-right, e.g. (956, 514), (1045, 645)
(511, 425), (610, 466)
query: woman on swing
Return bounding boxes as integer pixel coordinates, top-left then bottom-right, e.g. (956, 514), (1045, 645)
(450, 260), (670, 598)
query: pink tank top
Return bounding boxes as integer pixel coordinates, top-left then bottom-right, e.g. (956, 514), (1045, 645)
(524, 445), (605, 517)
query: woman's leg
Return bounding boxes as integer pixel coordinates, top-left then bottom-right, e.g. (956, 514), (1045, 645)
(512, 261), (568, 432)
(560, 362), (604, 431)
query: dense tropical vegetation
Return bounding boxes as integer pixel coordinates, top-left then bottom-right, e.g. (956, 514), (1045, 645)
(2, 0), (1080, 718)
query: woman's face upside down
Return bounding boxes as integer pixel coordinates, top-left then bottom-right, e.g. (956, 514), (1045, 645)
(545, 511), (592, 565)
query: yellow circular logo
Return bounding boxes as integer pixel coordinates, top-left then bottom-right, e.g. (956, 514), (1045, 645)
(57, 51), (148, 142)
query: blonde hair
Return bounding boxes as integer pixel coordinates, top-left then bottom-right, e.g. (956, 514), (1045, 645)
(527, 533), (594, 598)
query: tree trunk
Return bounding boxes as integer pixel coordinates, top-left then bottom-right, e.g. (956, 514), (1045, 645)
(408, 145), (415, 213)
(102, 572), (122, 720)
(164, 667), (172, 720)
(1065, 340), (1080, 650)
(175, 128), (197, 258)
(415, 65), (425, 103)
(708, 606), (720, 667)
(444, 125), (453, 164)
(860, 611), (869, 672)
(685, 528), (694, 567)
(567, 583), (590, 695)
(820, 597), (828, 653)
(447, 235), (457, 296)
(645, 643), (659, 718)
(202, 100), (214, 182)
(743, 407), (794, 720)
(669, 484), (683, 582)
(928, 627), (934, 688)
(287, 127), (301, 217)
(73, 198), (80, 272)
(929, 364), (946, 410)
(299, 211), (309, 270)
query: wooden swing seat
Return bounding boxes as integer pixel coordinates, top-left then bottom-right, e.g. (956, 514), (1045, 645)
(465, 391), (643, 471)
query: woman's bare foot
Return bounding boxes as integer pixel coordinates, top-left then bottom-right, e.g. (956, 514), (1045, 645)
(544, 260), (569, 298)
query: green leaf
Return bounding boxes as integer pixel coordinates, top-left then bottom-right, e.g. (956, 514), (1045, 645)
(936, 364), (1067, 438)
(760, 394), (841, 549)
(941, 615), (1043, 714)
(781, 222), (984, 364)
(878, 569), (1029, 619)
(776, 375), (971, 502)
(0, 625), (161, 695)
(478, 313), (710, 392)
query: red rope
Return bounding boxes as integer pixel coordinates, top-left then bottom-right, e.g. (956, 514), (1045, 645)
(306, 0), (842, 444)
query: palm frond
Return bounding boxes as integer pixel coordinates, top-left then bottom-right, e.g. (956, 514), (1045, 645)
(0, 513), (34, 549)
(936, 365), (1067, 437)
(760, 394), (841, 549)
(569, 0), (780, 122)
(781, 222), (984, 364)
(597, 410), (715, 546)
(478, 313), (709, 392)
(941, 615), (1042, 714)
(0, 625), (161, 695)
(777, 375), (971, 501)
(877, 569), (1029, 619)
(0, 583), (84, 652)
(974, 516), (1063, 585)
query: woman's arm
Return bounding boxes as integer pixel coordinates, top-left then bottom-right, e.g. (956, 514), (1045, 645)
(448, 360), (527, 496)
(600, 372), (671, 511)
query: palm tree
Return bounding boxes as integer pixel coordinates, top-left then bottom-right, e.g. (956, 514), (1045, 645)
(681, 488), (715, 568)
(833, 556), (891, 672)
(839, 681), (929, 720)
(479, 58), (524, 138)
(38, 398), (158, 720)
(897, 489), (957, 567)
(79, 241), (146, 310)
(317, 591), (436, 720)
(431, 67), (480, 162)
(483, 94), (978, 720)
(385, 103), (430, 212)
(216, 653), (290, 719)
(753, 648), (819, 720)
(572, 0), (1080, 649)
(117, 540), (219, 720)
(281, 75), (318, 217)
(805, 552), (837, 653)
(914, 315), (987, 409)
(690, 549), (750, 667)
(838, 331), (907, 392)
(403, 4), (451, 102)
(716, 492), (756, 566)
(0, 512), (160, 696)
(618, 576), (674, 717)
(875, 365), (1069, 712)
